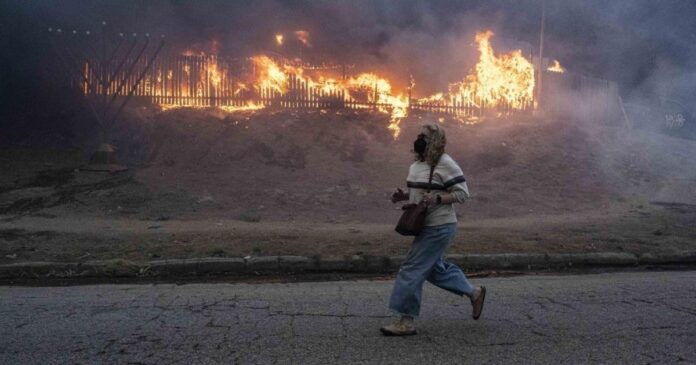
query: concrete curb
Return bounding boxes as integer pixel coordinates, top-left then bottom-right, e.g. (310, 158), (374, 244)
(1, 252), (695, 279)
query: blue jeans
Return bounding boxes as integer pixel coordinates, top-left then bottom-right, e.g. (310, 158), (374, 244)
(389, 223), (475, 317)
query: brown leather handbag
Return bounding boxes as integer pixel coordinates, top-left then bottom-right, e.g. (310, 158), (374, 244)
(395, 165), (436, 236)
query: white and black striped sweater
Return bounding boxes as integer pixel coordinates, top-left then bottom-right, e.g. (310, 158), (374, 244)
(406, 153), (470, 226)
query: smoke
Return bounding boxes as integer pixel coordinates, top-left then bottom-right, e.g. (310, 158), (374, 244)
(0, 0), (694, 209)
(3, 0), (696, 100)
(2, 1), (696, 144)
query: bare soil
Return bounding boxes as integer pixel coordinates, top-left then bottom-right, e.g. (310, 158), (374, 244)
(1, 205), (695, 264)
(1, 108), (694, 264)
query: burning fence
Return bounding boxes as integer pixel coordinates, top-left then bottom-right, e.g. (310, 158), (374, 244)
(71, 29), (618, 138)
(74, 31), (539, 138)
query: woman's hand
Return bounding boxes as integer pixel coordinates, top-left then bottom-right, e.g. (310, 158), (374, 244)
(421, 192), (437, 205)
(391, 188), (408, 203)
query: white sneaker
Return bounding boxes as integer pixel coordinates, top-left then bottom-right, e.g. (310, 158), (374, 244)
(380, 318), (417, 336)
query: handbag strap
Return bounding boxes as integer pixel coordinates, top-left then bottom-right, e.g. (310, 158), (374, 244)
(426, 164), (436, 193)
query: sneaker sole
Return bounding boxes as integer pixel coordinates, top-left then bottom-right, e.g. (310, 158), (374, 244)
(380, 328), (417, 336)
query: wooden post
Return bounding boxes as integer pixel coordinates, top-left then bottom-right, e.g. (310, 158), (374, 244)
(175, 55), (180, 105)
(373, 83), (378, 111)
(194, 55), (200, 106)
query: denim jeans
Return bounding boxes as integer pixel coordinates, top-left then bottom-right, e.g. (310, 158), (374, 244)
(388, 223), (475, 317)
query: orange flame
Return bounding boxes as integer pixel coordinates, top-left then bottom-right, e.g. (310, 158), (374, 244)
(219, 101), (265, 112)
(275, 34), (284, 46)
(417, 92), (446, 104)
(208, 58), (223, 87)
(447, 31), (535, 109)
(136, 30), (537, 139)
(547, 59), (565, 73)
(345, 73), (408, 137)
(252, 55), (291, 93)
(160, 101), (264, 113)
(250, 56), (408, 137)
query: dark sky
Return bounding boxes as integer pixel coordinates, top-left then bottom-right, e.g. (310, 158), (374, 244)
(2, 0), (696, 109)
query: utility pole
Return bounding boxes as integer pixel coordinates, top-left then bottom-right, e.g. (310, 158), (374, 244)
(537, 0), (546, 111)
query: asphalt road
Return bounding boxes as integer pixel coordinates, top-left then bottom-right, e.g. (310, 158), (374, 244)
(1, 271), (695, 364)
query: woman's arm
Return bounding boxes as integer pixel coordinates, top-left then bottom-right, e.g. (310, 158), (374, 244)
(438, 191), (466, 204)
(438, 156), (470, 204)
(422, 182), (469, 205)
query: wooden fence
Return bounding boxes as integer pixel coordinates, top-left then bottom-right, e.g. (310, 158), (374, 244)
(78, 53), (535, 116)
(79, 53), (618, 121)
(409, 98), (534, 118)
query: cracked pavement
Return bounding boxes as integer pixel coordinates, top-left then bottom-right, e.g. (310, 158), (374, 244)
(1, 271), (695, 364)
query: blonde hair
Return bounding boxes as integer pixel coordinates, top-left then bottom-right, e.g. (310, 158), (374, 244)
(415, 123), (446, 166)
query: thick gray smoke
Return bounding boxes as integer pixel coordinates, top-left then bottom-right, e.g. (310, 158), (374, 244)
(3, 0), (696, 101)
(0, 0), (694, 205)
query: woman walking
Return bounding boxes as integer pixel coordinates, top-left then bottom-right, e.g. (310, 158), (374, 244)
(381, 123), (486, 336)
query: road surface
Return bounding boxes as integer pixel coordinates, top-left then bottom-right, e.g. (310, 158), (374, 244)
(1, 271), (695, 364)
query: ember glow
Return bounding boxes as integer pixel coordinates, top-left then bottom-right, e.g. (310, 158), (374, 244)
(547, 59), (565, 73)
(294, 30), (310, 47)
(160, 101), (264, 112)
(82, 30), (536, 139)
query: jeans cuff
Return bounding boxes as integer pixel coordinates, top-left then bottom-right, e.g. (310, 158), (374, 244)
(388, 307), (419, 318)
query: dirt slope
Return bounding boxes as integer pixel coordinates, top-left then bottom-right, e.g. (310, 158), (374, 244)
(129, 107), (695, 224)
(3, 106), (693, 224)
(2, 107), (695, 263)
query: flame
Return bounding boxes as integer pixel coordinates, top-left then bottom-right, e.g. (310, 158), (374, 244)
(547, 59), (565, 73)
(250, 56), (408, 137)
(385, 96), (408, 138)
(234, 82), (248, 96)
(84, 29), (538, 139)
(446, 31), (535, 109)
(294, 30), (310, 47)
(345, 73), (408, 137)
(418, 92), (446, 104)
(252, 55), (290, 93)
(159, 104), (178, 112)
(219, 101), (265, 112)
(208, 58), (223, 87)
(160, 101), (264, 113)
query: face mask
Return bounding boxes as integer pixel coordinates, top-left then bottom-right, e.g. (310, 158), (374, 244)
(414, 133), (427, 155)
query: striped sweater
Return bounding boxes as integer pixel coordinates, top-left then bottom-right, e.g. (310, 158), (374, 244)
(406, 153), (470, 226)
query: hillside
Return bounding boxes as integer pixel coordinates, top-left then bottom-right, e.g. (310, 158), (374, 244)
(124, 107), (694, 223)
(2, 107), (696, 264)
